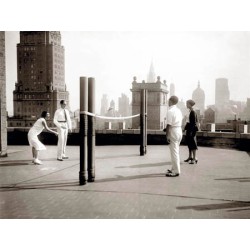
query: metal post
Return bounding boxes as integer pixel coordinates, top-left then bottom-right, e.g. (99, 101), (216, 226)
(140, 89), (146, 156)
(144, 89), (148, 154)
(87, 77), (95, 182)
(79, 77), (88, 185)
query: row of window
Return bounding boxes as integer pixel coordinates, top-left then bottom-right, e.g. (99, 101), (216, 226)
(15, 94), (51, 99)
(22, 47), (36, 51)
(16, 106), (49, 112)
(132, 93), (168, 104)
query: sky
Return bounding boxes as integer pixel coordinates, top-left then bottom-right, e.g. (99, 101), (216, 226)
(5, 31), (250, 115)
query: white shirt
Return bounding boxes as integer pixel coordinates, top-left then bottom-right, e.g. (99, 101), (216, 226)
(166, 105), (183, 127)
(53, 108), (72, 130)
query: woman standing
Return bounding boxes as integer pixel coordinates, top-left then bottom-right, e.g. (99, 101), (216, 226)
(28, 111), (58, 165)
(184, 99), (199, 164)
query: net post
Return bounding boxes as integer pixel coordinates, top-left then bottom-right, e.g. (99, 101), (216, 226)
(140, 89), (146, 156)
(87, 77), (95, 182)
(79, 77), (88, 185)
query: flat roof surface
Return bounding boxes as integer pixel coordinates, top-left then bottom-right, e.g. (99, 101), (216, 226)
(1, 145), (250, 219)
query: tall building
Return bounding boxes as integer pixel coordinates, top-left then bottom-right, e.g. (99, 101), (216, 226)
(118, 93), (131, 129)
(118, 93), (130, 117)
(242, 98), (250, 121)
(9, 31), (69, 127)
(131, 76), (168, 130)
(215, 78), (230, 106)
(0, 31), (7, 156)
(192, 81), (205, 115)
(215, 78), (231, 123)
(100, 94), (109, 115)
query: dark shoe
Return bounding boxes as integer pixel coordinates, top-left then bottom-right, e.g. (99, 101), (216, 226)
(184, 158), (192, 162)
(165, 169), (173, 176)
(57, 158), (63, 161)
(62, 156), (69, 159)
(166, 172), (179, 177)
(189, 159), (198, 164)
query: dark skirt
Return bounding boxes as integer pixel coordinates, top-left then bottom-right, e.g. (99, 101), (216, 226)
(186, 130), (198, 150)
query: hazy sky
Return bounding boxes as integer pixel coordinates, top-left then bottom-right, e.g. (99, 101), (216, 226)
(5, 31), (250, 115)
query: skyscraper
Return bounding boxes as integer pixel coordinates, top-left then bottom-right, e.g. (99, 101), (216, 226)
(118, 93), (130, 117)
(215, 78), (231, 123)
(9, 31), (69, 127)
(100, 94), (109, 116)
(215, 78), (230, 106)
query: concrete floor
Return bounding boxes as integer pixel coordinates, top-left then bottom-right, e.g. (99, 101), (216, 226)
(1, 145), (250, 219)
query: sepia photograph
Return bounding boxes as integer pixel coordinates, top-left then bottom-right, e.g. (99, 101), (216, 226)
(0, 1), (249, 250)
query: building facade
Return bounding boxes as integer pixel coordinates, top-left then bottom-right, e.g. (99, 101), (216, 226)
(215, 78), (230, 106)
(192, 81), (205, 115)
(215, 78), (231, 123)
(118, 93), (130, 117)
(9, 31), (70, 127)
(100, 94), (109, 116)
(0, 31), (7, 156)
(131, 76), (168, 130)
(241, 98), (250, 121)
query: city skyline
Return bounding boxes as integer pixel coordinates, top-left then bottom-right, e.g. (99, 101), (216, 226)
(5, 31), (250, 115)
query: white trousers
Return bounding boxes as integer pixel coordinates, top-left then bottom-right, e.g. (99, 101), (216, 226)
(57, 123), (68, 159)
(169, 127), (182, 174)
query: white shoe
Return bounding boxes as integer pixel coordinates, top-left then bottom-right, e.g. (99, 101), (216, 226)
(34, 159), (43, 165)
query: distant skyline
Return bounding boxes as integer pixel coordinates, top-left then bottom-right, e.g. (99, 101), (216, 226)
(5, 31), (250, 115)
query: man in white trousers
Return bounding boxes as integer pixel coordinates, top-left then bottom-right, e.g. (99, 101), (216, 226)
(53, 100), (72, 161)
(165, 96), (183, 177)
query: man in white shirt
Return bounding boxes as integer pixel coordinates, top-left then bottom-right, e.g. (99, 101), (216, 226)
(165, 96), (183, 177)
(53, 100), (72, 161)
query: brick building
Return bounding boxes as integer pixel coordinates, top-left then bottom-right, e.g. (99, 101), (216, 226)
(8, 31), (70, 127)
(0, 31), (7, 156)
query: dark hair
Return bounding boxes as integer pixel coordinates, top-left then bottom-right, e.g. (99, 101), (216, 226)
(186, 99), (195, 107)
(41, 111), (48, 118)
(169, 95), (179, 105)
(60, 100), (66, 105)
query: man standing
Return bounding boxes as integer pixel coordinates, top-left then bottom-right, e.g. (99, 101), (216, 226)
(53, 100), (72, 161)
(165, 96), (183, 177)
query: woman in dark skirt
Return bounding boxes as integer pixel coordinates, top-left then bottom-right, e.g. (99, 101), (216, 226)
(184, 99), (199, 164)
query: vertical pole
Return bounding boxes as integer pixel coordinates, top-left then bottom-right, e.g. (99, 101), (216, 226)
(79, 77), (88, 185)
(144, 89), (148, 154)
(87, 77), (95, 182)
(140, 89), (146, 156)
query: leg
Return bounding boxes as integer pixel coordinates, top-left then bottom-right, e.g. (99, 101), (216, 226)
(57, 127), (63, 159)
(189, 149), (192, 159)
(33, 149), (42, 165)
(190, 149), (194, 159)
(32, 147), (35, 159)
(169, 128), (182, 174)
(169, 140), (181, 174)
(184, 148), (192, 162)
(189, 150), (198, 164)
(193, 150), (196, 160)
(34, 148), (38, 159)
(62, 128), (68, 157)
